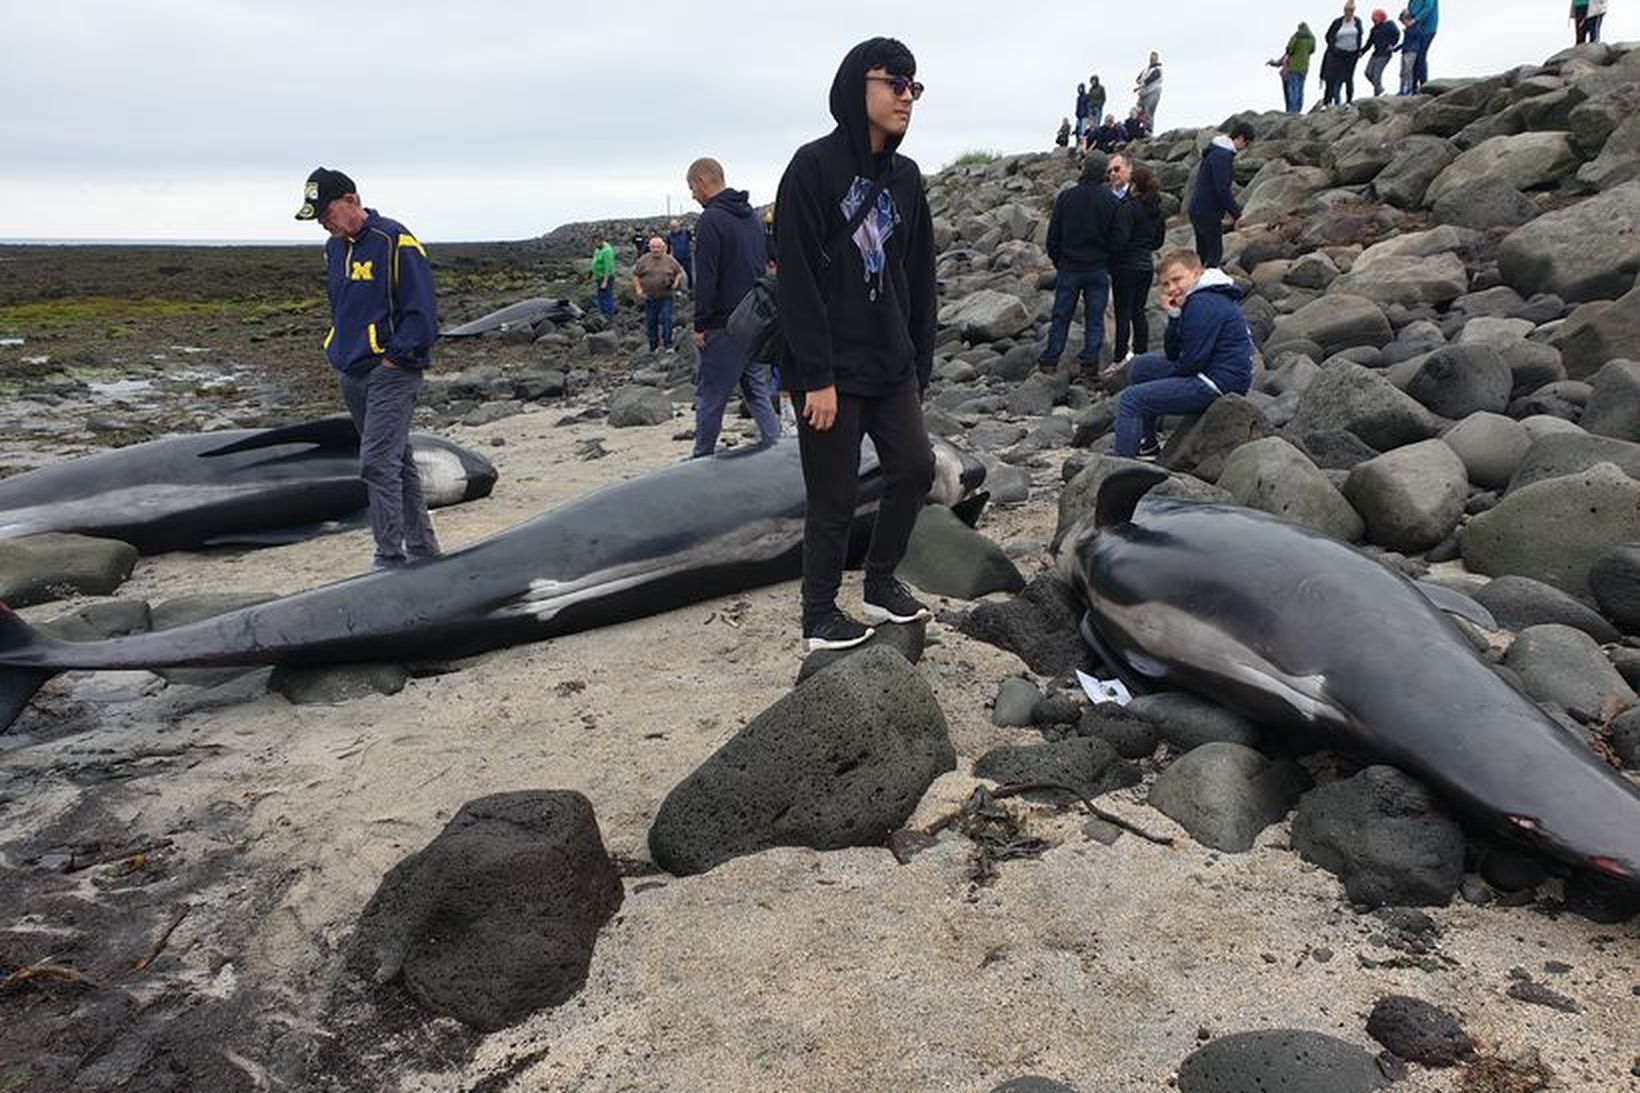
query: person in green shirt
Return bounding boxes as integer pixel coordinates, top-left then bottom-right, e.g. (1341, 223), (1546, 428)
(591, 236), (617, 316)
(1269, 22), (1317, 113)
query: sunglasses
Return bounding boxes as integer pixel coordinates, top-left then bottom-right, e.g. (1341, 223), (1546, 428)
(867, 74), (925, 100)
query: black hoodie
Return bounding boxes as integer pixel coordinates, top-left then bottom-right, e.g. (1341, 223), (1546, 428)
(774, 40), (937, 396)
(692, 187), (766, 333)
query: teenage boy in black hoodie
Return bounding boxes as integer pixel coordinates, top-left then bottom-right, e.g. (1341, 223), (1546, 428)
(775, 37), (937, 652)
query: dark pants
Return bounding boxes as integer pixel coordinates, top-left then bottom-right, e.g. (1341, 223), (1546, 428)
(1364, 52), (1391, 95)
(693, 330), (779, 457)
(1192, 214), (1226, 270)
(643, 296), (675, 351)
(1113, 353), (1223, 457)
(596, 280), (614, 316)
(1111, 267), (1154, 361)
(1415, 32), (1433, 86)
(1576, 14), (1604, 42)
(338, 363), (439, 566)
(1041, 267), (1111, 367)
(1323, 50), (1358, 105)
(793, 381), (933, 623)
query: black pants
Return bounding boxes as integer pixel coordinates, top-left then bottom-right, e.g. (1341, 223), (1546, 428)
(1191, 214), (1225, 269)
(1111, 266), (1154, 361)
(1577, 14), (1604, 43)
(793, 380), (933, 622)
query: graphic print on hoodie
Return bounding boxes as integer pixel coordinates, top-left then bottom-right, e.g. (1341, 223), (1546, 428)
(841, 177), (901, 298)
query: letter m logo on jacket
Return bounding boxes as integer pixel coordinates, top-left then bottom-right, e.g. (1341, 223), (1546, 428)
(350, 260), (375, 281)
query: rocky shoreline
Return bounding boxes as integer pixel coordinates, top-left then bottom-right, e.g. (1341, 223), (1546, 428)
(2, 40), (1639, 1093)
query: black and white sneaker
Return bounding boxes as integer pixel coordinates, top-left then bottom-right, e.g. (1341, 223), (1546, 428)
(862, 578), (931, 625)
(803, 610), (875, 652)
(1135, 438), (1161, 463)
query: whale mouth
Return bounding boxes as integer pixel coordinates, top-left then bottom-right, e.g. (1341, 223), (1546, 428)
(1589, 856), (1631, 881)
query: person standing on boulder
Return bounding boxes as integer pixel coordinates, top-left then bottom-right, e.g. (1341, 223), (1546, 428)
(1075, 82), (1090, 138)
(1397, 9), (1426, 94)
(1087, 75), (1107, 130)
(1112, 161), (1167, 366)
(1363, 10), (1401, 96)
(591, 236), (617, 317)
(1134, 52), (1163, 128)
(687, 156), (780, 458)
(1321, 1), (1367, 106)
(1187, 121), (1254, 271)
(1408, 0), (1438, 87)
(1269, 22), (1317, 113)
(294, 167), (440, 570)
(1572, 0), (1609, 43)
(1112, 249), (1253, 461)
(1041, 151), (1126, 382)
(775, 36), (937, 652)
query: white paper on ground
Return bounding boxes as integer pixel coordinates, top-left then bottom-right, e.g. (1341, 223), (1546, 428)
(1076, 669), (1132, 706)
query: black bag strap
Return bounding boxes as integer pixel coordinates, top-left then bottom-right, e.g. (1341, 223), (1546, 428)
(819, 161), (897, 268)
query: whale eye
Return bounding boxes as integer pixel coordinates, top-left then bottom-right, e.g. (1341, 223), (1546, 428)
(1506, 814), (1541, 837)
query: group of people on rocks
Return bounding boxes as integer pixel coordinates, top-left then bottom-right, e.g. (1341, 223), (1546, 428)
(1057, 53), (1162, 155)
(1272, 0), (1438, 111)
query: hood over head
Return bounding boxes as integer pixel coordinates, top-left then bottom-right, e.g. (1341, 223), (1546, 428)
(829, 37), (916, 176)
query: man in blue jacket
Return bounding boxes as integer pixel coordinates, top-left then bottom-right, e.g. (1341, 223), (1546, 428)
(1113, 249), (1253, 460)
(295, 167), (441, 569)
(687, 156), (779, 458)
(1187, 122), (1254, 270)
(666, 219), (693, 290)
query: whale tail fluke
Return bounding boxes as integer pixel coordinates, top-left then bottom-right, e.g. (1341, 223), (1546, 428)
(0, 603), (57, 732)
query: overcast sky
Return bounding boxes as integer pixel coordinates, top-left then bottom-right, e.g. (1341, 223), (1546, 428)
(0, 1), (1624, 243)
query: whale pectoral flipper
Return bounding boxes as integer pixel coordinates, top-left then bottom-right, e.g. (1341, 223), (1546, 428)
(197, 417), (360, 458)
(1413, 580), (1498, 631)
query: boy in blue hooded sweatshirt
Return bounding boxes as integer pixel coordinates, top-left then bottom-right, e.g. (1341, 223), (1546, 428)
(1113, 249), (1253, 459)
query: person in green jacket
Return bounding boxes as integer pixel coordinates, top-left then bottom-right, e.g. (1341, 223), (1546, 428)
(591, 236), (617, 316)
(1268, 22), (1317, 114)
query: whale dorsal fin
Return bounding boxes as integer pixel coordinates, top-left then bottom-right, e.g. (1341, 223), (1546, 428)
(198, 417), (360, 458)
(1095, 466), (1170, 528)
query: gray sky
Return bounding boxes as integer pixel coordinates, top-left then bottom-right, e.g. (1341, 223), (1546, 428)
(0, 1), (1620, 242)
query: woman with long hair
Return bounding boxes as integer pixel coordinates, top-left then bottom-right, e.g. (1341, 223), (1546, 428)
(1111, 160), (1167, 365)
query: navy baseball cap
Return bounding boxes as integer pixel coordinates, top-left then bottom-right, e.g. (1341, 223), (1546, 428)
(295, 167), (356, 220)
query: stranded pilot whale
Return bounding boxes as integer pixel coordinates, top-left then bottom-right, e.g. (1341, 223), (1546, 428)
(1059, 466), (1640, 884)
(0, 437), (984, 730)
(0, 418), (498, 554)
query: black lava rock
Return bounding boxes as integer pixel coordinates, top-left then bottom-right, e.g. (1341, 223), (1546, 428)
(973, 737), (1140, 800)
(1177, 1029), (1388, 1093)
(347, 790), (623, 1032)
(1076, 704), (1159, 759)
(956, 573), (1096, 676)
(1365, 994), (1473, 1066)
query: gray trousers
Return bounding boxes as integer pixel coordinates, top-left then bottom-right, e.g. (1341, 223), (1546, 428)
(338, 363), (440, 565)
(692, 330), (780, 458)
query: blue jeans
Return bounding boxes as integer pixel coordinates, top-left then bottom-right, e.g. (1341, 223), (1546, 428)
(644, 296), (674, 351)
(1041, 267), (1111, 366)
(1283, 71), (1305, 113)
(596, 280), (614, 316)
(693, 329), (780, 457)
(1415, 33), (1433, 87)
(1113, 352), (1222, 457)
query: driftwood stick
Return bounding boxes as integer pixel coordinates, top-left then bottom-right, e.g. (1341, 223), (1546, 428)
(0, 958), (103, 993)
(923, 781), (1174, 846)
(132, 906), (191, 972)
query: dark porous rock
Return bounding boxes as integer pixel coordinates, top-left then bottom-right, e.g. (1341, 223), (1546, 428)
(1476, 842), (1549, 893)
(1506, 977), (1582, 1013)
(898, 506), (1024, 601)
(1453, 285), (1526, 320)
(514, 367), (568, 400)
(1077, 704), (1159, 759)
(992, 676), (1042, 728)
(1268, 295), (1394, 357)
(1431, 176), (1540, 231)
(989, 1079), (1080, 1093)
(1611, 647), (1640, 691)
(1473, 576), (1620, 642)
(1157, 395), (1275, 483)
(1440, 412), (1532, 492)
(1032, 690), (1083, 728)
(1581, 359), (1640, 441)
(1289, 361), (1442, 452)
(0, 532), (139, 608)
(1504, 623), (1636, 721)
(650, 645), (955, 875)
(795, 620), (926, 684)
(347, 790), (623, 1032)
(973, 736), (1140, 800)
(269, 663), (410, 705)
(1294, 429), (1380, 471)
(1466, 463), (1640, 602)
(1498, 178), (1640, 305)
(1563, 870), (1640, 924)
(1508, 433), (1640, 494)
(1128, 692), (1263, 752)
(606, 385), (673, 427)
(957, 573), (1095, 677)
(1590, 545), (1640, 634)
(1177, 1030), (1388, 1093)
(1006, 371), (1070, 417)
(1375, 134), (1459, 209)
(1343, 440), (1469, 554)
(1291, 765), (1466, 908)
(39, 598), (151, 641)
(584, 329), (620, 355)
(1218, 436), (1364, 541)
(1405, 344), (1514, 418)
(1365, 995), (1474, 1067)
(1146, 742), (1312, 853)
